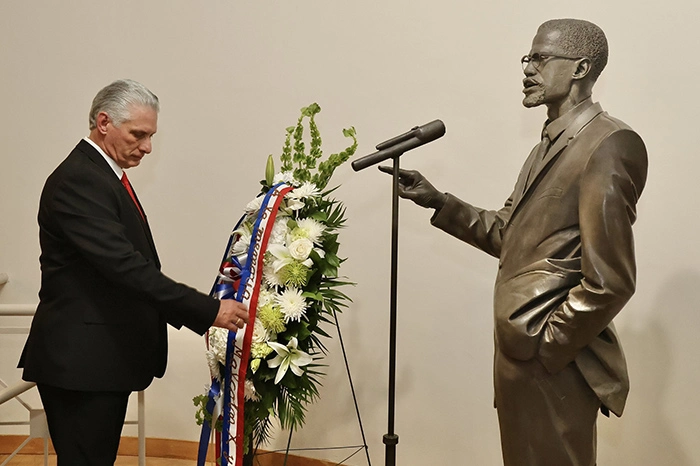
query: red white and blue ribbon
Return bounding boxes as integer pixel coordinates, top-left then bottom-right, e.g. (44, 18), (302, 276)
(198, 183), (293, 466)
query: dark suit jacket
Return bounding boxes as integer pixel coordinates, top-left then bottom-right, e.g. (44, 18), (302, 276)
(20, 140), (219, 392)
(431, 101), (647, 416)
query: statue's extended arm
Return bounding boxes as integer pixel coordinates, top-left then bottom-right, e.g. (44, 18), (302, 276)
(378, 165), (512, 258)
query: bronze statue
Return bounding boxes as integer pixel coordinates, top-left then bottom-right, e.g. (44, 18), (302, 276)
(381, 19), (648, 465)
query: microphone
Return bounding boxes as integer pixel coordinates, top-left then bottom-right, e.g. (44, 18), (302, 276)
(351, 119), (446, 172)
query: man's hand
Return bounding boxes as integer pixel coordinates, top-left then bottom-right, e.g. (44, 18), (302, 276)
(212, 299), (249, 332)
(378, 166), (447, 210)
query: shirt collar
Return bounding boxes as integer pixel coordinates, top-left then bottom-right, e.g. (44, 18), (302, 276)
(84, 137), (123, 179)
(545, 97), (595, 141)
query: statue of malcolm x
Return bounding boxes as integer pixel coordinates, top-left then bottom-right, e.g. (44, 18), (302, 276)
(383, 18), (648, 465)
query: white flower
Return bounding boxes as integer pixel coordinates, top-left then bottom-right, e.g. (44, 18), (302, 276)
(287, 182), (320, 200)
(289, 218), (325, 245)
(268, 244), (294, 273)
(273, 171), (298, 185)
(231, 231), (251, 266)
(244, 379), (260, 401)
(205, 350), (222, 381)
(275, 287), (308, 322)
(269, 218), (289, 245)
(257, 288), (275, 308)
(206, 327), (229, 380)
(288, 238), (313, 261)
(245, 195), (264, 214)
(252, 319), (270, 344)
(285, 198), (306, 211)
(262, 260), (284, 287)
(267, 337), (313, 384)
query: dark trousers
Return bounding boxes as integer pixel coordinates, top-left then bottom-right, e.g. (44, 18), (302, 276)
(494, 348), (600, 466)
(38, 384), (131, 466)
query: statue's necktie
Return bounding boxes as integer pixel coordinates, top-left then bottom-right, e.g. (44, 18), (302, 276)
(524, 128), (551, 192)
(120, 172), (145, 220)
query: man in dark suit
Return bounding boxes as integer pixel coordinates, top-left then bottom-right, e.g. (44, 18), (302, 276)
(19, 79), (249, 466)
(383, 19), (647, 465)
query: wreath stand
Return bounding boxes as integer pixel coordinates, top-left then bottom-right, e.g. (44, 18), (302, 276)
(244, 308), (372, 466)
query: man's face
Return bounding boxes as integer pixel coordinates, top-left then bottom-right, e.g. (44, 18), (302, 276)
(522, 29), (579, 109)
(102, 105), (158, 169)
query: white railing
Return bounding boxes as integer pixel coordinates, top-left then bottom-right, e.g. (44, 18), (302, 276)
(0, 303), (146, 466)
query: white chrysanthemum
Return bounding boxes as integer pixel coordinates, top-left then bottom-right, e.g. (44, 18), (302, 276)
(273, 171), (298, 185)
(244, 379), (260, 402)
(245, 195), (264, 214)
(262, 260), (284, 287)
(287, 182), (320, 200)
(275, 287), (308, 323)
(205, 350), (222, 381)
(252, 319), (270, 344)
(206, 327), (229, 380)
(289, 218), (326, 245)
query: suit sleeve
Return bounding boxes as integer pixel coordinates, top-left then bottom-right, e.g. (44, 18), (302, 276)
(430, 192), (514, 259)
(538, 129), (648, 373)
(46, 168), (218, 335)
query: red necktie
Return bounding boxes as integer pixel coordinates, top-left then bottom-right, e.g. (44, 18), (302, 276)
(121, 172), (145, 220)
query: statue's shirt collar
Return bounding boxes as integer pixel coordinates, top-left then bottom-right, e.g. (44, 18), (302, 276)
(545, 97), (595, 142)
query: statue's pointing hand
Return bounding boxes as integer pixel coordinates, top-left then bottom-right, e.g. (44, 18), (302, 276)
(378, 166), (447, 210)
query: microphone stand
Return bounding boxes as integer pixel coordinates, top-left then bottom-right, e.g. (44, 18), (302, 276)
(384, 155), (401, 466)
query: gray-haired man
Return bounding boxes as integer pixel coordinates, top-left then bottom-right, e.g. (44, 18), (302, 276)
(20, 79), (248, 465)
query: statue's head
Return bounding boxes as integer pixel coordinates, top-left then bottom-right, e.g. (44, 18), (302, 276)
(522, 19), (608, 110)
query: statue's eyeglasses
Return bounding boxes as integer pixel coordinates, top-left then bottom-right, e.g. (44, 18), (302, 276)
(521, 53), (582, 71)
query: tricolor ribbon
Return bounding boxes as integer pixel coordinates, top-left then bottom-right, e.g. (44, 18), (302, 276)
(198, 183), (293, 466)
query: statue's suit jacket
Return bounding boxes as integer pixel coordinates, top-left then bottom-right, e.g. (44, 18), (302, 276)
(20, 140), (219, 392)
(431, 101), (647, 416)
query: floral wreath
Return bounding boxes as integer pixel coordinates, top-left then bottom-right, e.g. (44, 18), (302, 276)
(194, 103), (357, 462)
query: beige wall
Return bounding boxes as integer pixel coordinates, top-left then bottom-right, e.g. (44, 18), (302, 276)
(1, 1), (698, 464)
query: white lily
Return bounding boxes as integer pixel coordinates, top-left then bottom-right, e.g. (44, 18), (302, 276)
(267, 243), (294, 273)
(267, 337), (313, 384)
(285, 197), (306, 211)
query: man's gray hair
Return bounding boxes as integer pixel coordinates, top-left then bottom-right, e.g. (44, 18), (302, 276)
(539, 19), (608, 82)
(88, 79), (159, 130)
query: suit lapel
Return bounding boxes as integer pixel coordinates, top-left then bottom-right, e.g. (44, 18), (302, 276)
(509, 103), (604, 218)
(77, 140), (161, 267)
(509, 145), (541, 211)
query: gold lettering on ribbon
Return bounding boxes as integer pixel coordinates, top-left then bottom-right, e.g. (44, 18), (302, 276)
(243, 224), (265, 301)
